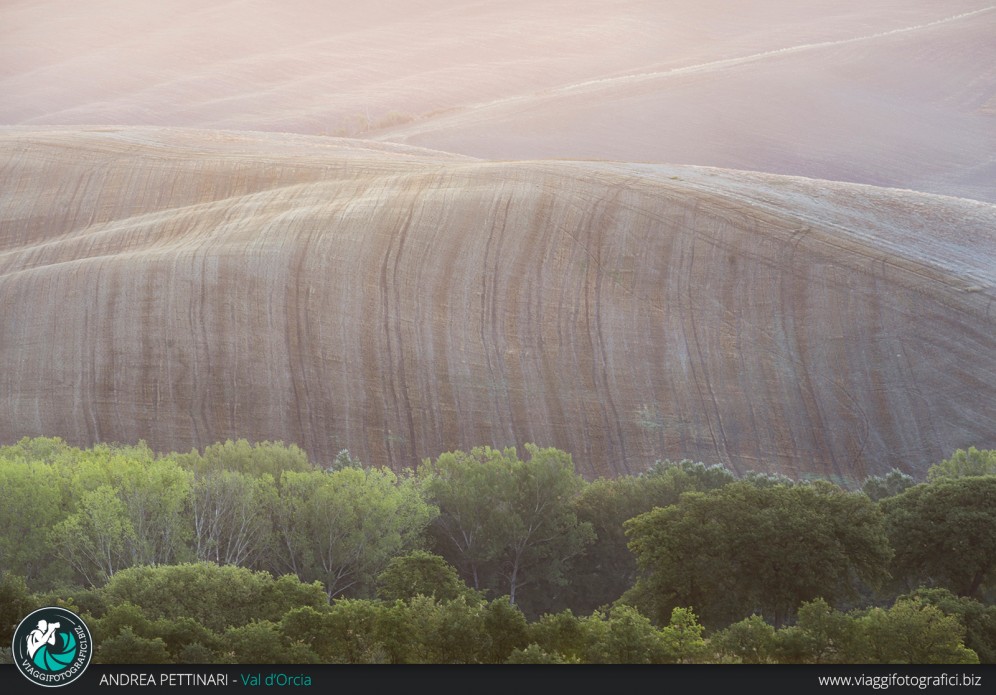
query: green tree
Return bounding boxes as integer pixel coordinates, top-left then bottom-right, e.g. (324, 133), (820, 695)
(581, 605), (668, 664)
(862, 468), (916, 501)
(99, 563), (326, 632)
(0, 460), (65, 584)
(308, 599), (386, 663)
(568, 477), (647, 611)
(376, 551), (474, 602)
(498, 446), (593, 606)
(87, 602), (230, 665)
(527, 609), (587, 662)
(419, 445), (593, 606)
(776, 598), (863, 664)
(566, 462), (735, 614)
(659, 607), (708, 663)
(644, 459), (737, 490)
(505, 643), (576, 663)
(418, 447), (512, 592)
(0, 572), (37, 645)
(175, 439), (312, 478)
(421, 595), (491, 663)
(860, 600), (979, 664)
(393, 594), (491, 663)
(51, 450), (193, 579)
(741, 471), (797, 487)
(223, 621), (320, 664)
(881, 476), (996, 598)
(279, 606), (338, 662)
(188, 468), (275, 567)
(0, 436), (73, 464)
(371, 600), (419, 664)
(114, 457), (193, 566)
(904, 588), (996, 663)
(273, 467), (435, 598)
(175, 642), (217, 663)
(928, 448), (996, 481)
(712, 615), (778, 663)
(482, 597), (530, 663)
(90, 602), (154, 646)
(625, 481), (891, 627)
(151, 616), (224, 662)
(52, 485), (135, 586)
(96, 627), (171, 664)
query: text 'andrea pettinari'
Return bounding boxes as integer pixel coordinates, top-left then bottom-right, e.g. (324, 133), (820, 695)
(98, 673), (230, 686)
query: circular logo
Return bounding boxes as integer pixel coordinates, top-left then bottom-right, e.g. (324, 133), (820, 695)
(12, 607), (92, 688)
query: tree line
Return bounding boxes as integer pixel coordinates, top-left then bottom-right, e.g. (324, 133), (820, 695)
(0, 437), (993, 663)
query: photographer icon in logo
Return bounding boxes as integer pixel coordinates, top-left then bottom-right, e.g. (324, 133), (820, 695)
(12, 607), (92, 687)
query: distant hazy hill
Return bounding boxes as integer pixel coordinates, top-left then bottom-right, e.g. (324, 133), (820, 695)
(2, 1), (993, 200)
(2, 127), (993, 479)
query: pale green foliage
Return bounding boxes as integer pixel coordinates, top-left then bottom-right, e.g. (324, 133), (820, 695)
(0, 436), (73, 464)
(52, 486), (136, 585)
(49, 447), (194, 582)
(174, 439), (312, 477)
(113, 458), (193, 566)
(711, 615), (779, 663)
(2, 437), (436, 598)
(905, 588), (996, 663)
(581, 605), (668, 663)
(928, 447), (996, 481)
(0, 459), (65, 583)
(860, 600), (979, 664)
(660, 607), (708, 663)
(100, 563), (326, 632)
(58, 442), (160, 492)
(779, 598), (862, 664)
(273, 467), (436, 598)
(188, 468), (275, 566)
(505, 643), (577, 663)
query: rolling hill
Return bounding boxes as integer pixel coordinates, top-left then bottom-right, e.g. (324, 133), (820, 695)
(2, 127), (993, 479)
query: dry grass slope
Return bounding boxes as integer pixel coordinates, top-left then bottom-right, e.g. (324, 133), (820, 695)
(1, 127), (994, 479)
